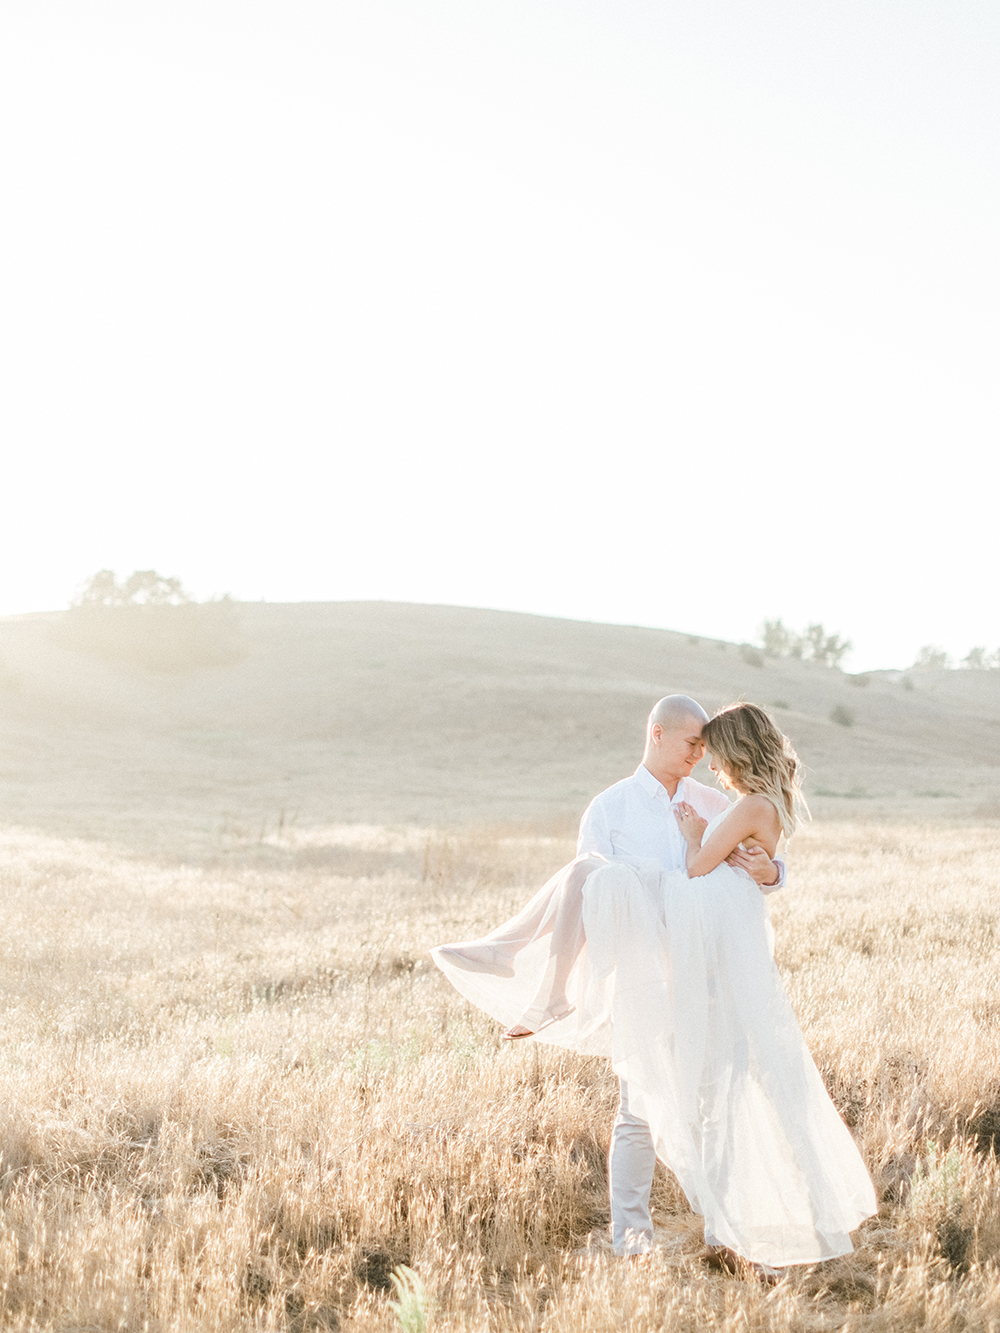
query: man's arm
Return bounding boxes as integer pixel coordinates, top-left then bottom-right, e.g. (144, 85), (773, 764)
(577, 796), (613, 859)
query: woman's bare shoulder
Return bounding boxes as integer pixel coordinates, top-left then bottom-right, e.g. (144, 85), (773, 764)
(736, 794), (782, 829)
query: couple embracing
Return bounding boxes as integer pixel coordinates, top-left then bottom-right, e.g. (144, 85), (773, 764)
(432, 695), (876, 1276)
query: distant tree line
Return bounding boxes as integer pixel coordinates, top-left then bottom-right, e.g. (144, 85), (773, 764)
(54, 570), (244, 673)
(757, 620), (852, 669)
(913, 645), (1000, 670)
(758, 620), (997, 673)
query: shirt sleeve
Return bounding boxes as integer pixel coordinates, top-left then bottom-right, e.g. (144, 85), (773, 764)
(577, 795), (613, 859)
(760, 854), (786, 895)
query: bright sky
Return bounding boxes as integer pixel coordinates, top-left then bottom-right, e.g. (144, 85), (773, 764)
(1, 1), (996, 670)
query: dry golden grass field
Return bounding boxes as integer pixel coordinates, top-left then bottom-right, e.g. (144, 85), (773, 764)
(2, 602), (1000, 1330)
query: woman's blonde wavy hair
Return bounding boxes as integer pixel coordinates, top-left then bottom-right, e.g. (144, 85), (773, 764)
(701, 702), (809, 840)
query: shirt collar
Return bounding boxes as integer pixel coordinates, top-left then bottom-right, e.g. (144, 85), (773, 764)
(634, 764), (687, 805)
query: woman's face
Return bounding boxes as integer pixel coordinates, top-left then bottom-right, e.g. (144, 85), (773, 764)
(708, 753), (737, 791)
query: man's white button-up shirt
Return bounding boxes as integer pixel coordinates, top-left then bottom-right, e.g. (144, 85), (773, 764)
(576, 764), (785, 891)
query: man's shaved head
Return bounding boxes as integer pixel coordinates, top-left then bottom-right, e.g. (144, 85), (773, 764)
(648, 694), (710, 731)
(641, 695), (710, 792)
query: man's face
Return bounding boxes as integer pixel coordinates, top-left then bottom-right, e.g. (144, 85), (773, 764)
(652, 721), (705, 777)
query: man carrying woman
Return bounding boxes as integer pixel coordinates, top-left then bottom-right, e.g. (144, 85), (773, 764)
(433, 697), (876, 1273)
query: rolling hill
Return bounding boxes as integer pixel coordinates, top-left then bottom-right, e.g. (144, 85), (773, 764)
(1, 601), (998, 854)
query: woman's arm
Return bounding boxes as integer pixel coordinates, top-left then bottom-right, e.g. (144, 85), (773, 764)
(675, 797), (779, 878)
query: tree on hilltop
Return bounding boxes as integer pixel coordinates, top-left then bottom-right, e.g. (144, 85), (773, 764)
(56, 570), (243, 673)
(961, 646), (1000, 669)
(759, 619), (798, 658)
(73, 569), (191, 608)
(913, 645), (951, 670)
(802, 624), (852, 669)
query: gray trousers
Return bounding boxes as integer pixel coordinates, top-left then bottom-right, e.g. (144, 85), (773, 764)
(610, 1080), (718, 1255)
(608, 1081), (657, 1255)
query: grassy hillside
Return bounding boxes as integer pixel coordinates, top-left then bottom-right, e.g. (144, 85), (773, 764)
(1, 600), (998, 852)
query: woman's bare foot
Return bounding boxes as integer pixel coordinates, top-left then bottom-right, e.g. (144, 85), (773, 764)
(502, 1005), (576, 1041)
(701, 1246), (781, 1284)
(701, 1245), (742, 1274)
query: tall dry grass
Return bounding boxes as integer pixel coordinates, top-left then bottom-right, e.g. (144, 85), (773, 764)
(0, 818), (999, 1329)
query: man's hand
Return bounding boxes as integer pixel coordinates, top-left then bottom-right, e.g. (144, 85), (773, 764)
(726, 845), (780, 889)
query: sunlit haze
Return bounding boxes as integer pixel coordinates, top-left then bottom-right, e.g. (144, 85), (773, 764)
(1, 0), (996, 670)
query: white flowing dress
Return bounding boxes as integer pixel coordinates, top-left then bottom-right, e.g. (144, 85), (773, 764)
(432, 812), (876, 1268)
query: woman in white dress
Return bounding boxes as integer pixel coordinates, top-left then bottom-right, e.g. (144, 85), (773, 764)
(432, 703), (876, 1271)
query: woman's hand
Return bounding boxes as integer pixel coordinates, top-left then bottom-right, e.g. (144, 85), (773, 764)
(674, 801), (708, 846)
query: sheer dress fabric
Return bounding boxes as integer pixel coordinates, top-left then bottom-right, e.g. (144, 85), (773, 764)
(431, 812), (876, 1268)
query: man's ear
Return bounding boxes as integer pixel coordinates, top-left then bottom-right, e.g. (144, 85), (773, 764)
(649, 723), (662, 745)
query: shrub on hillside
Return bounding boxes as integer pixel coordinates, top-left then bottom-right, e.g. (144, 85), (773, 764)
(54, 570), (245, 673)
(830, 704), (855, 727)
(740, 643), (765, 668)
